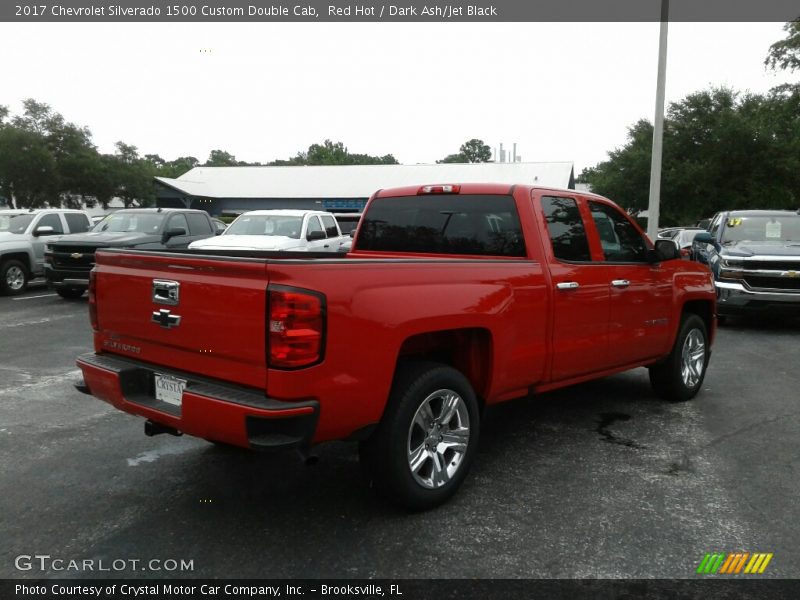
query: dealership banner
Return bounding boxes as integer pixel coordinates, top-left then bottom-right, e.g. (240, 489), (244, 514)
(4, 579), (800, 600)
(3, 0), (800, 22)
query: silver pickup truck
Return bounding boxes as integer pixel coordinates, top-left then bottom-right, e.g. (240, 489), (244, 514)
(0, 209), (92, 295)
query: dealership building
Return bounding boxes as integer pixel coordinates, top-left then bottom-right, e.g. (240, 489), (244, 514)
(154, 162), (576, 216)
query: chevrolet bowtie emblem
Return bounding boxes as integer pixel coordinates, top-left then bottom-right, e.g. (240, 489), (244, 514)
(152, 309), (181, 329)
(783, 270), (799, 278)
(70, 253), (83, 259)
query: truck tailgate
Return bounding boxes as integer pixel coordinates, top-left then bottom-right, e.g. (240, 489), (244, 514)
(93, 250), (269, 389)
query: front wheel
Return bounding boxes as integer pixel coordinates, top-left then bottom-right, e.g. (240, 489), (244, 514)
(649, 314), (710, 402)
(360, 362), (480, 510)
(1, 259), (28, 296)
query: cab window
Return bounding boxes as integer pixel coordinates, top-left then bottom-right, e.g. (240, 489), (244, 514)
(540, 196), (591, 262)
(37, 214), (64, 234)
(589, 202), (649, 262)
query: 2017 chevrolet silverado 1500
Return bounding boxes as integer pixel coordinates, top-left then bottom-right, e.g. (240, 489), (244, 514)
(76, 184), (716, 509)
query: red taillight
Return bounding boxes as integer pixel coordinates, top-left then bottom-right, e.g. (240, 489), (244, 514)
(88, 269), (98, 331)
(418, 184), (461, 195)
(268, 287), (325, 369)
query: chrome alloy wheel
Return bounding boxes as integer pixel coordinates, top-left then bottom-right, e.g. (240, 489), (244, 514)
(5, 265), (24, 291)
(681, 329), (706, 388)
(407, 389), (470, 489)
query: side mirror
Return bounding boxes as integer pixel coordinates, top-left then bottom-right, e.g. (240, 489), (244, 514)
(162, 227), (187, 242)
(33, 226), (56, 237)
(651, 239), (681, 262)
(693, 232), (714, 245)
(306, 230), (326, 242)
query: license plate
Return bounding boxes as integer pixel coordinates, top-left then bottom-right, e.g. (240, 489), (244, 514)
(154, 373), (186, 407)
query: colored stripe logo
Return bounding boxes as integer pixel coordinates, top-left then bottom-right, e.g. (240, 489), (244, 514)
(696, 552), (773, 575)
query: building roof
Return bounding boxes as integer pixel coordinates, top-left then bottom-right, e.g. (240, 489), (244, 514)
(155, 162), (575, 199)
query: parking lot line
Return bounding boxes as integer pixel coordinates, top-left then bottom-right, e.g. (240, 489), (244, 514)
(12, 293), (58, 301)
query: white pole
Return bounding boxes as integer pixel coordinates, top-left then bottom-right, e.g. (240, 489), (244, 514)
(647, 0), (669, 241)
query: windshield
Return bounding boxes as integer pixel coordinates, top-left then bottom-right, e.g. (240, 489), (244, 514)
(225, 215), (303, 239)
(93, 212), (166, 234)
(721, 215), (800, 244)
(1, 214), (35, 234)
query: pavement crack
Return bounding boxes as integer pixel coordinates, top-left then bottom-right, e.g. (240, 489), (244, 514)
(595, 412), (645, 449)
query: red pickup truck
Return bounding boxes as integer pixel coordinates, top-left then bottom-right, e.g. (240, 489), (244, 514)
(76, 184), (716, 509)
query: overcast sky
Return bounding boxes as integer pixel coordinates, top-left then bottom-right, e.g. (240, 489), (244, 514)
(1, 22), (795, 174)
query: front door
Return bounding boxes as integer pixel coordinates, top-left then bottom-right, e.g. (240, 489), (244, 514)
(587, 201), (673, 366)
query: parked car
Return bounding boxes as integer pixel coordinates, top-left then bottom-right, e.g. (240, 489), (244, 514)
(693, 209), (800, 323)
(0, 208), (92, 295)
(189, 210), (349, 252)
(44, 208), (217, 299)
(76, 183), (715, 509)
(211, 218), (227, 235)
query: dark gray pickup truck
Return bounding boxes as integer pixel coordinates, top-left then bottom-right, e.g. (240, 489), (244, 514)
(693, 209), (800, 322)
(45, 208), (219, 298)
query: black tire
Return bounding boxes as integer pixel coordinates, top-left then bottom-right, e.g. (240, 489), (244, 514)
(0, 259), (28, 296)
(359, 362), (480, 511)
(56, 287), (86, 300)
(649, 314), (710, 402)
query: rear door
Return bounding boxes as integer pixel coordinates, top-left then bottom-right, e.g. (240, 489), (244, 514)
(538, 194), (612, 381)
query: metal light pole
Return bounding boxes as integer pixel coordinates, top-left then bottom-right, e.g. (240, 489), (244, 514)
(646, 0), (669, 240)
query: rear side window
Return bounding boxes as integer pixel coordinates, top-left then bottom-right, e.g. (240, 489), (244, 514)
(358, 194), (525, 257)
(186, 213), (213, 236)
(65, 213), (90, 233)
(321, 215), (338, 238)
(540, 196), (590, 262)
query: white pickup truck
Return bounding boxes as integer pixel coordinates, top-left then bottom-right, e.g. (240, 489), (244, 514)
(188, 210), (350, 253)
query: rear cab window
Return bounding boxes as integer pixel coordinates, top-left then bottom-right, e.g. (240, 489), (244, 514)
(65, 213), (90, 233)
(357, 194), (525, 257)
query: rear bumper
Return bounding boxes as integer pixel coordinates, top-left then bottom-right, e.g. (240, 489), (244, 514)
(76, 352), (319, 450)
(716, 280), (800, 316)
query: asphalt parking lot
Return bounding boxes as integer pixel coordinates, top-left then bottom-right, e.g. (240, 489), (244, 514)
(1, 286), (799, 579)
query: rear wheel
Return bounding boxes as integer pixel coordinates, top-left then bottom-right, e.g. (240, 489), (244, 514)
(360, 362), (480, 510)
(56, 287), (86, 300)
(649, 314), (709, 402)
(1, 259), (28, 296)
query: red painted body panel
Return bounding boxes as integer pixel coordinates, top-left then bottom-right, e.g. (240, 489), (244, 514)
(77, 184), (716, 449)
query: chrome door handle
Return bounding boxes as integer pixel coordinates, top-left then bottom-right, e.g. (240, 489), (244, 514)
(611, 279), (631, 288)
(556, 282), (580, 290)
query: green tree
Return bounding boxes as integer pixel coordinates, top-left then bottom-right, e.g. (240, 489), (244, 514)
(437, 139), (492, 163)
(269, 140), (398, 166)
(110, 142), (156, 208)
(580, 87), (800, 225)
(766, 20), (800, 72)
(0, 125), (58, 208)
(205, 149), (240, 166)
